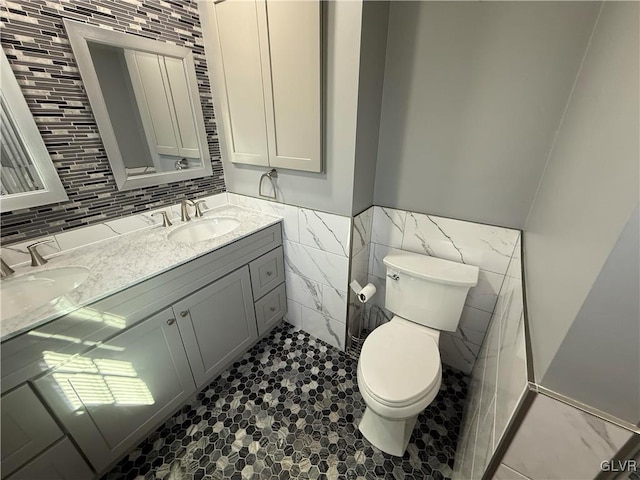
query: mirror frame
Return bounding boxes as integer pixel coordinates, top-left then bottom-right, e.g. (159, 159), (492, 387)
(63, 19), (213, 191)
(0, 49), (68, 212)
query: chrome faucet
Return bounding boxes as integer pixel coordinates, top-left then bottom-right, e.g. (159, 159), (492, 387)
(180, 200), (191, 222)
(0, 257), (14, 278)
(188, 199), (207, 218)
(27, 239), (54, 266)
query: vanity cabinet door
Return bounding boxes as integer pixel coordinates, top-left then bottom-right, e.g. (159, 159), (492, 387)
(174, 266), (258, 388)
(33, 307), (196, 473)
(6, 438), (93, 480)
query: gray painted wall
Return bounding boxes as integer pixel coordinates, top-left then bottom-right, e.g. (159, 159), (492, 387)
(524, 1), (640, 383)
(223, 1), (363, 217)
(542, 204), (639, 424)
(351, 1), (389, 216)
(373, 1), (600, 228)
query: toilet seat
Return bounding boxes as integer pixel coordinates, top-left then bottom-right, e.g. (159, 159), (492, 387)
(359, 318), (441, 409)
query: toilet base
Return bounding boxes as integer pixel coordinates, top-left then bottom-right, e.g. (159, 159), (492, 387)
(358, 407), (418, 457)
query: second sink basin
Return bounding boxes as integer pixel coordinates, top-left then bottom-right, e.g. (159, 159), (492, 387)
(168, 217), (240, 244)
(1, 266), (90, 321)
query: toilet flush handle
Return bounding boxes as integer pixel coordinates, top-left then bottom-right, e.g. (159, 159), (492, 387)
(387, 274), (400, 281)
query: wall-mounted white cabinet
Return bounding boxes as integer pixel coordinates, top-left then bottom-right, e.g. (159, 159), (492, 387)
(200, 0), (323, 173)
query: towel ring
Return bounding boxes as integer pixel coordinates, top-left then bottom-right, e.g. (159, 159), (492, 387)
(259, 169), (278, 200)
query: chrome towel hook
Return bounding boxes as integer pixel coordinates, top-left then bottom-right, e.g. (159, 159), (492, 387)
(259, 169), (278, 200)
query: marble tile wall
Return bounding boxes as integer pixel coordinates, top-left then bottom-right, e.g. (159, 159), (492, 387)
(1, 193), (229, 265)
(227, 194), (351, 350)
(453, 236), (527, 479)
(350, 205), (521, 374)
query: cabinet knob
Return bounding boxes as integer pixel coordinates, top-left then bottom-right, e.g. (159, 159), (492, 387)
(270, 306), (276, 312)
(167, 318), (176, 325)
(266, 271), (273, 277)
(180, 310), (189, 317)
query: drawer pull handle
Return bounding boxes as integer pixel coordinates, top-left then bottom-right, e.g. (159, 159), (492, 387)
(167, 318), (176, 325)
(266, 271), (273, 276)
(270, 307), (276, 312)
(180, 310), (189, 317)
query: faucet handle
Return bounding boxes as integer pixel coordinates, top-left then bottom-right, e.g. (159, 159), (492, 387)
(0, 257), (15, 278)
(27, 239), (54, 266)
(151, 211), (173, 227)
(188, 200), (207, 218)
(180, 199), (191, 222)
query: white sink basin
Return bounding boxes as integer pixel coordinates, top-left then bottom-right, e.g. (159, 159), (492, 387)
(168, 217), (240, 244)
(1, 266), (90, 321)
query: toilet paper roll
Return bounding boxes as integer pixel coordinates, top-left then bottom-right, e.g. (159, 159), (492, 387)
(357, 283), (377, 303)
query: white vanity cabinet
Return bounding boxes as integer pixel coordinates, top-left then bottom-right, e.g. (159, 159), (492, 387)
(1, 223), (286, 478)
(200, 0), (322, 173)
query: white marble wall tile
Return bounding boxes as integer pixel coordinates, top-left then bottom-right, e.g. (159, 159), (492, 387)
(351, 207), (373, 257)
(321, 286), (348, 322)
(455, 306), (492, 347)
(55, 224), (119, 251)
(227, 193), (299, 241)
(471, 397), (496, 480)
(456, 403), (480, 480)
(466, 270), (503, 313)
(351, 245), (369, 285)
(493, 464), (531, 480)
(0, 235), (61, 266)
(505, 236), (522, 280)
(402, 212), (520, 275)
(284, 299), (303, 329)
(369, 243), (403, 279)
(285, 271), (322, 311)
(298, 208), (351, 257)
(371, 206), (406, 248)
(301, 306), (346, 350)
(502, 394), (633, 480)
(439, 333), (480, 374)
(283, 241), (349, 292)
(495, 312), (528, 449)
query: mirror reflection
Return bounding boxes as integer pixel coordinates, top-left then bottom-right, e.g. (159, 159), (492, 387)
(87, 43), (204, 177)
(1, 95), (46, 194)
(64, 19), (212, 191)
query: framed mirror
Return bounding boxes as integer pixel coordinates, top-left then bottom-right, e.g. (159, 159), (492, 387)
(64, 19), (213, 191)
(0, 49), (68, 212)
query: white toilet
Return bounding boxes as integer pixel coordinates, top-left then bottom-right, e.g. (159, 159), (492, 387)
(357, 251), (479, 456)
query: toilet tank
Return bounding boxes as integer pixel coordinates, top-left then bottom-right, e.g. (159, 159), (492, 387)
(383, 252), (479, 332)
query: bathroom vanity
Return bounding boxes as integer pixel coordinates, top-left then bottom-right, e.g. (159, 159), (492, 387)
(0, 208), (286, 479)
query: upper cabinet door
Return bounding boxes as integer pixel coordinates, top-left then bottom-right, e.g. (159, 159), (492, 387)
(259, 0), (322, 173)
(200, 0), (322, 173)
(204, 0), (270, 167)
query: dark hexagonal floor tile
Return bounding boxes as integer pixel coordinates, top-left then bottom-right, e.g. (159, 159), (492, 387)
(104, 324), (468, 480)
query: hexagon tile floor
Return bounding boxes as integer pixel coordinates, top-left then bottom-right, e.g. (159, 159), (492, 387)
(104, 323), (469, 480)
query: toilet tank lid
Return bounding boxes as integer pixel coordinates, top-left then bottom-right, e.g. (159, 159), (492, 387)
(383, 252), (479, 286)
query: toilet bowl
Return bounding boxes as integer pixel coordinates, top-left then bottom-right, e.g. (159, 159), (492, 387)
(357, 316), (442, 456)
(356, 251), (479, 456)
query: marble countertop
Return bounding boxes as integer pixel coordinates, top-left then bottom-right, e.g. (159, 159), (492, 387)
(1, 205), (281, 342)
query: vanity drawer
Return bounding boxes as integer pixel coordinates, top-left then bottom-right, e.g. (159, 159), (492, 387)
(254, 283), (287, 335)
(249, 246), (285, 299)
(1, 384), (63, 478)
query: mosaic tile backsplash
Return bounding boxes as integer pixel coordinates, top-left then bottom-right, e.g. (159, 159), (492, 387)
(0, 0), (225, 244)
